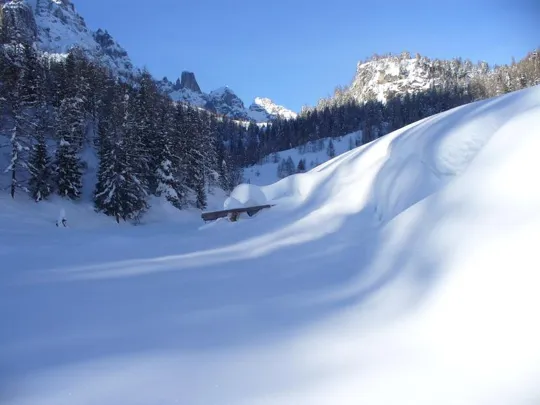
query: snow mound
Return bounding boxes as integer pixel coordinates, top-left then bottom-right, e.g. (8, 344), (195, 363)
(223, 196), (244, 210)
(228, 183), (268, 208)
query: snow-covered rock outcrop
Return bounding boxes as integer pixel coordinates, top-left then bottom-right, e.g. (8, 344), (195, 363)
(316, 52), (491, 108)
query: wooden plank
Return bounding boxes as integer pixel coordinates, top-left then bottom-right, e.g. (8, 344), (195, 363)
(201, 204), (275, 222)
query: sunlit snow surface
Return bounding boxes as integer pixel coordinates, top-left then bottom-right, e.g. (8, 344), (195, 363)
(2, 86), (540, 405)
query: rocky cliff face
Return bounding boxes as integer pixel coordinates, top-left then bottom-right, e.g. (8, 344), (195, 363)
(1, 0), (37, 44)
(180, 71), (201, 93)
(1, 0), (134, 77)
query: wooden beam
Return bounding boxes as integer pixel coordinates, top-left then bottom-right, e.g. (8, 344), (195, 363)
(201, 204), (275, 222)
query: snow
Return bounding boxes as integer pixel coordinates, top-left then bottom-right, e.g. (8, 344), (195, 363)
(2, 85), (540, 404)
(17, 0), (134, 77)
(168, 87), (208, 109)
(223, 196), (244, 210)
(227, 183), (268, 208)
(352, 56), (442, 104)
(247, 97), (298, 121)
(244, 131), (362, 186)
(163, 79), (296, 123)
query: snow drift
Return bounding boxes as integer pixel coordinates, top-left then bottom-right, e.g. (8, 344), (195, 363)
(224, 183), (268, 209)
(2, 86), (540, 405)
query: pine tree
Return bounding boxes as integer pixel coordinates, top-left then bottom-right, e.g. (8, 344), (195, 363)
(327, 139), (336, 158)
(94, 81), (149, 223)
(154, 99), (185, 208)
(28, 52), (53, 202)
(55, 138), (81, 199)
(132, 70), (159, 195)
(297, 158), (306, 173)
(28, 131), (52, 201)
(54, 96), (84, 199)
(5, 44), (42, 198)
(180, 106), (207, 209)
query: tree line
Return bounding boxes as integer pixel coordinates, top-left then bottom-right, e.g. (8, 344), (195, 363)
(239, 49), (540, 166)
(1, 44), (538, 223)
(0, 44), (245, 222)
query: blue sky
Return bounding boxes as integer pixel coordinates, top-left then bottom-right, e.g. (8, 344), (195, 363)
(77, 0), (539, 112)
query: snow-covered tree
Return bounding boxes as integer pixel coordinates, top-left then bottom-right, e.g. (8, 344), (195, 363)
(54, 94), (85, 199)
(4, 44), (44, 198)
(94, 82), (149, 222)
(154, 100), (185, 208)
(28, 130), (52, 201)
(55, 138), (81, 199)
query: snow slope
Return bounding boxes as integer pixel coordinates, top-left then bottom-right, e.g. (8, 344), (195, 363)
(244, 131), (363, 186)
(2, 85), (540, 405)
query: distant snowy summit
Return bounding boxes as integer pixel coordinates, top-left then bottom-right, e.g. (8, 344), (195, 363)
(249, 97), (297, 121)
(0, 0), (134, 76)
(159, 71), (296, 123)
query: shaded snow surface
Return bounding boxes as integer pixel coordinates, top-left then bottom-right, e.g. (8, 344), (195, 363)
(2, 86), (540, 404)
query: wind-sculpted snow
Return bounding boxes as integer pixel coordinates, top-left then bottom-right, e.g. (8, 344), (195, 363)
(1, 86), (540, 405)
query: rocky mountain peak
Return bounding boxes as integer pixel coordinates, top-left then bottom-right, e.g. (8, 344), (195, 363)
(179, 71), (201, 93)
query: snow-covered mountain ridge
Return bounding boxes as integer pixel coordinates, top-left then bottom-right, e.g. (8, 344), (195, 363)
(159, 73), (297, 122)
(0, 0), (296, 122)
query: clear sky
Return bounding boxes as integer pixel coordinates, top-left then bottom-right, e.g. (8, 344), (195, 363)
(77, 0), (539, 112)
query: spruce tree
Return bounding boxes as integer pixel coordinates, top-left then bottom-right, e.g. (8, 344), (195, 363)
(327, 139), (336, 158)
(155, 99), (185, 208)
(28, 131), (52, 201)
(94, 81), (149, 222)
(54, 96), (84, 199)
(180, 106), (207, 209)
(55, 138), (81, 199)
(297, 158), (306, 173)
(5, 44), (43, 198)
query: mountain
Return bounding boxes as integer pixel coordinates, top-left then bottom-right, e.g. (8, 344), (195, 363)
(3, 85), (540, 405)
(0, 0), (134, 76)
(160, 71), (296, 122)
(248, 97), (297, 122)
(315, 51), (494, 109)
(1, 0), (296, 122)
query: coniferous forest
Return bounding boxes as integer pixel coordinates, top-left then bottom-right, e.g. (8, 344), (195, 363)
(0, 45), (244, 222)
(1, 43), (539, 223)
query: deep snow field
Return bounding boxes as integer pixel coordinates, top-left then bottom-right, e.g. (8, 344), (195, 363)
(2, 85), (540, 405)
